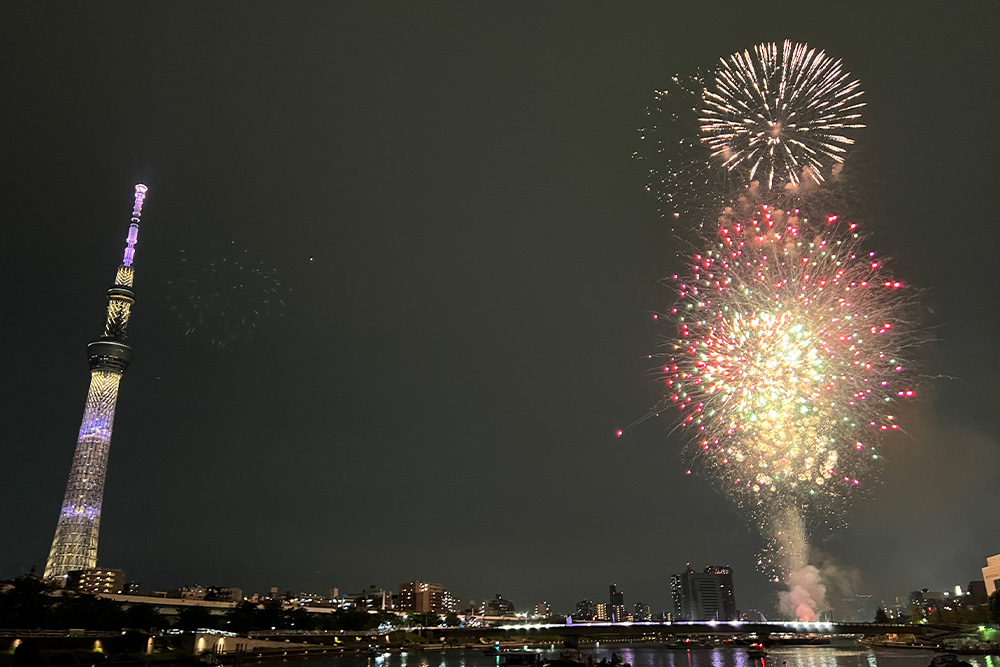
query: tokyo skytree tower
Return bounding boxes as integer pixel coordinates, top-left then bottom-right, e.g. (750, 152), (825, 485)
(44, 184), (149, 580)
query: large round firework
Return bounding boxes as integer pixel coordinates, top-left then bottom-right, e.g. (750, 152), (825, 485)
(164, 241), (287, 348)
(701, 40), (866, 190)
(662, 200), (915, 532)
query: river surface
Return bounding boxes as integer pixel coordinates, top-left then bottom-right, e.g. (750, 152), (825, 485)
(280, 646), (999, 667)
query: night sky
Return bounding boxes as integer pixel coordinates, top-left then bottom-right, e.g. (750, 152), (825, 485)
(1, 2), (998, 617)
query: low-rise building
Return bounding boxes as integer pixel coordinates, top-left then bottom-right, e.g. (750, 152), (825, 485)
(351, 585), (394, 611)
(176, 585), (208, 600)
(206, 586), (243, 602)
(66, 568), (125, 595)
(483, 593), (515, 616)
(910, 589), (950, 618)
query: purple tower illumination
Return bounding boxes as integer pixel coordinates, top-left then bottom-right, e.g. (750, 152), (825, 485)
(122, 184), (145, 267)
(44, 184), (150, 580)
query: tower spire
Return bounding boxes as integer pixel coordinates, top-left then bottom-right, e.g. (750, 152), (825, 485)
(44, 184), (150, 580)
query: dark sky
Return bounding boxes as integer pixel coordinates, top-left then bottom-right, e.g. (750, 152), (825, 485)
(1, 2), (998, 617)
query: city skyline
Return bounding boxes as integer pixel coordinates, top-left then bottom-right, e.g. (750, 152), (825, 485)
(32, 561), (997, 625)
(1, 2), (998, 616)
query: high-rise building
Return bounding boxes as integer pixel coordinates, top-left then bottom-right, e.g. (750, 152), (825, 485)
(982, 554), (1000, 596)
(670, 571), (683, 619)
(397, 581), (437, 613)
(967, 580), (988, 606)
(574, 599), (596, 620)
(671, 563), (738, 621)
(609, 583), (626, 622)
(396, 580), (456, 614)
(44, 185), (150, 581)
(441, 589), (459, 613)
(633, 602), (652, 621)
(703, 566), (737, 620)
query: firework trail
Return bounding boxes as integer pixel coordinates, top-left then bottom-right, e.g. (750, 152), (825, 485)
(640, 41), (916, 620)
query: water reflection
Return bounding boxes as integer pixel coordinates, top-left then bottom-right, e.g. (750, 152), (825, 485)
(319, 646), (998, 667)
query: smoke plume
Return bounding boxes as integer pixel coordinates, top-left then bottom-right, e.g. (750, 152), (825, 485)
(772, 506), (829, 621)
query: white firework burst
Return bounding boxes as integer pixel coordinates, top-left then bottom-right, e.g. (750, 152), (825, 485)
(700, 40), (865, 189)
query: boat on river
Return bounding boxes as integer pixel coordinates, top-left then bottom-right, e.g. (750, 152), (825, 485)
(746, 643), (768, 660)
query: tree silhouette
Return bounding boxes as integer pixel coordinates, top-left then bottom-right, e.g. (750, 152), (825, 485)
(175, 605), (219, 631)
(0, 576), (55, 628)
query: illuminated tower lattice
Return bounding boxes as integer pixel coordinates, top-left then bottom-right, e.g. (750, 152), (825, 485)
(44, 185), (149, 580)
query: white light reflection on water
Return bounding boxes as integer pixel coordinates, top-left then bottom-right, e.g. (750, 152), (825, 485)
(329, 647), (998, 667)
(710, 646), (732, 667)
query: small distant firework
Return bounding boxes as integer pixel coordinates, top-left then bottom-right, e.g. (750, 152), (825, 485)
(661, 199), (916, 552)
(165, 241), (287, 348)
(701, 40), (865, 190)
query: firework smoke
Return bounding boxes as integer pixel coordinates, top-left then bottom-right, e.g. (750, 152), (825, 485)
(772, 506), (827, 621)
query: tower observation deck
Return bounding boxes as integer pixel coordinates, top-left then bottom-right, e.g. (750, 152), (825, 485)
(44, 185), (149, 580)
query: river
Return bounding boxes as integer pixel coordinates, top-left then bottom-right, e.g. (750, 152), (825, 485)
(278, 646), (999, 667)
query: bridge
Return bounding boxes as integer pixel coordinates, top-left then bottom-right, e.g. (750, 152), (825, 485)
(254, 620), (960, 645)
(435, 620), (950, 641)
